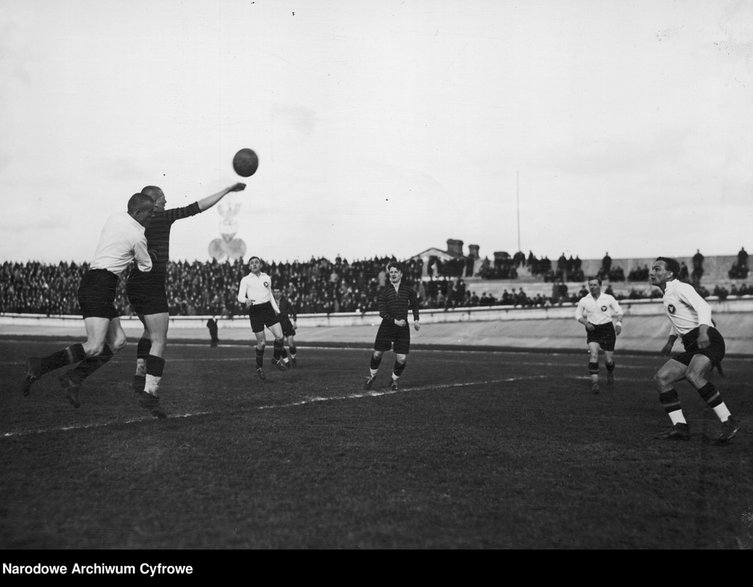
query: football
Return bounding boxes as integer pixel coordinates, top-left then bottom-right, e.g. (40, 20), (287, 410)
(232, 148), (259, 177)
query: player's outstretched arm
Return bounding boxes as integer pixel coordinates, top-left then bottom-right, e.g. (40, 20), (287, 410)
(197, 183), (246, 212)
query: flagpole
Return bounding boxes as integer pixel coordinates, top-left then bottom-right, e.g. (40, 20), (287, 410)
(516, 170), (521, 252)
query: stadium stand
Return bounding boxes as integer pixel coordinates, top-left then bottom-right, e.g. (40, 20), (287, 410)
(0, 239), (753, 317)
(2, 245), (750, 317)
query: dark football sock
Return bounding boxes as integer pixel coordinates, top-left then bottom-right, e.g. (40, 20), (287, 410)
(144, 355), (166, 395)
(40, 344), (86, 375)
(69, 345), (114, 383)
(137, 337), (152, 360)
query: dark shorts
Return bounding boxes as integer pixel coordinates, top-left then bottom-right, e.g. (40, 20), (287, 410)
(126, 281), (169, 315)
(586, 322), (616, 352)
(279, 314), (296, 337)
(248, 301), (280, 333)
(674, 326), (726, 368)
(374, 319), (411, 355)
(78, 269), (119, 320)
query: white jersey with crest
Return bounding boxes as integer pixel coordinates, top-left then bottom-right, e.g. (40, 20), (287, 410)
(575, 293), (623, 325)
(661, 279), (712, 336)
(237, 271), (280, 311)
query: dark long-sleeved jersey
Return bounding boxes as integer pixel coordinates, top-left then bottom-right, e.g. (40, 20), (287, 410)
(127, 203), (201, 287)
(378, 282), (420, 323)
(278, 296), (297, 320)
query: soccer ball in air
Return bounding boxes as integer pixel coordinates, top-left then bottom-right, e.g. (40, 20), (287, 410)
(232, 148), (259, 177)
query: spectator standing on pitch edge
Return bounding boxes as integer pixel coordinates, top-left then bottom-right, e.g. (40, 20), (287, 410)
(738, 246), (748, 271)
(126, 182), (246, 418)
(649, 256), (739, 443)
(575, 277), (624, 393)
(364, 262), (421, 391)
(691, 249), (704, 286)
(207, 316), (220, 347)
(599, 252), (612, 280)
(237, 256), (290, 380)
(273, 288), (299, 367)
(22, 193), (155, 409)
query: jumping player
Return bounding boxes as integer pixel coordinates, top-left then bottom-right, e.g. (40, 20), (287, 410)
(363, 262), (421, 391)
(22, 193), (155, 408)
(237, 256), (290, 380)
(123, 182), (246, 418)
(574, 276), (623, 393)
(649, 256), (739, 443)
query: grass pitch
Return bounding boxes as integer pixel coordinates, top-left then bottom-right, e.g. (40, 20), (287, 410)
(1, 336), (752, 550)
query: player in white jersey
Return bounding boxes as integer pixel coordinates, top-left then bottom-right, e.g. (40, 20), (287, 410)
(237, 256), (290, 380)
(649, 257), (739, 444)
(575, 277), (623, 393)
(21, 193), (155, 409)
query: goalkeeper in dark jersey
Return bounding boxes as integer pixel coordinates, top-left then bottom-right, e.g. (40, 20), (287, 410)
(123, 182), (245, 417)
(363, 262), (421, 391)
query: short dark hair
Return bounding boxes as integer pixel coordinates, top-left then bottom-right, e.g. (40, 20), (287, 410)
(387, 262), (403, 273)
(587, 276), (601, 285)
(140, 185), (163, 201)
(127, 192), (154, 214)
(655, 256), (680, 278)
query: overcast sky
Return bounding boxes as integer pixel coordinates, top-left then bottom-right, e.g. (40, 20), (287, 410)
(1, 0), (751, 266)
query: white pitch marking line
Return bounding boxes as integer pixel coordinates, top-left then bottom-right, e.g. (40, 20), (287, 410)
(0, 375), (547, 439)
(258, 375), (549, 409)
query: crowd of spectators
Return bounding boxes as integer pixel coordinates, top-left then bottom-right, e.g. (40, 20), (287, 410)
(477, 250), (587, 282)
(1, 256), (424, 317)
(1, 261), (88, 316)
(2, 252), (751, 317)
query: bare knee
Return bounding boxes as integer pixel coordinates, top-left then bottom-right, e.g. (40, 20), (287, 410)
(111, 337), (127, 353)
(84, 341), (106, 357)
(149, 339), (166, 356)
(653, 370), (676, 391)
(685, 372), (707, 389)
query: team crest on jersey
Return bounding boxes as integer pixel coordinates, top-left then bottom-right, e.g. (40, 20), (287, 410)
(264, 281), (270, 288)
(667, 304), (676, 314)
(600, 305), (607, 312)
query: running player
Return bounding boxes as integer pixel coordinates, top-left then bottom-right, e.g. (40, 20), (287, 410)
(21, 193), (155, 408)
(363, 262), (421, 391)
(237, 256), (290, 380)
(649, 256), (739, 443)
(574, 276), (624, 393)
(123, 182), (246, 418)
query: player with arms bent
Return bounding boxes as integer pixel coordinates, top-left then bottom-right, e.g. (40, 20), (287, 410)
(125, 182), (246, 418)
(237, 256), (290, 380)
(575, 276), (624, 393)
(649, 256), (739, 443)
(363, 262), (420, 391)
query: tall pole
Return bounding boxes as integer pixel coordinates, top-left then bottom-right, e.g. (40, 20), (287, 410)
(516, 170), (521, 252)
